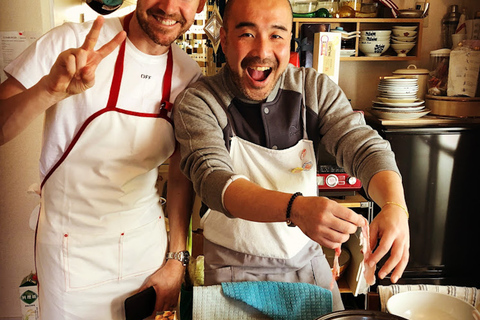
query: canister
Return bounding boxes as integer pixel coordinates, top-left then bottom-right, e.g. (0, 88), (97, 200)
(428, 49), (451, 96)
(392, 64), (429, 100)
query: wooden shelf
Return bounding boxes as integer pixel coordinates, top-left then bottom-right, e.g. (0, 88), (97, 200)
(293, 17), (424, 61)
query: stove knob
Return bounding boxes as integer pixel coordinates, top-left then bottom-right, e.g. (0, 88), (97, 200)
(347, 176), (357, 185)
(326, 174), (339, 187)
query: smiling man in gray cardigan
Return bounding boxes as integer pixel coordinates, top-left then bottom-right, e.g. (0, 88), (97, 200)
(173, 0), (410, 311)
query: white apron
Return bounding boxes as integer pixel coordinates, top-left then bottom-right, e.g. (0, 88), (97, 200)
(201, 102), (317, 259)
(35, 13), (175, 319)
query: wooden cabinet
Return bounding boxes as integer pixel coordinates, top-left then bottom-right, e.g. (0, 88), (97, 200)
(293, 18), (424, 61)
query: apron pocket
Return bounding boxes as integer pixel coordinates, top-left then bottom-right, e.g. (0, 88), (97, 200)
(121, 217), (167, 278)
(63, 230), (121, 291)
(63, 218), (167, 291)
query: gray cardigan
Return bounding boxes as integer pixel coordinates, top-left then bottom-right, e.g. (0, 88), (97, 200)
(173, 64), (400, 214)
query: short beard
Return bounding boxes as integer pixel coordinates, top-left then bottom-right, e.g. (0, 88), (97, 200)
(136, 9), (188, 46)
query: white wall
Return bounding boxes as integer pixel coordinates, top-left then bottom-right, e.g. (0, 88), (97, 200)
(0, 1), (52, 318)
(1, 0), (480, 318)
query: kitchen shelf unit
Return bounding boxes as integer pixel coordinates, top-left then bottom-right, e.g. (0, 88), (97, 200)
(293, 18), (424, 61)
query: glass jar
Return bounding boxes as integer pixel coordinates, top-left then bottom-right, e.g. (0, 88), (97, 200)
(428, 49), (451, 96)
(357, 0), (377, 18)
(317, 0), (339, 16)
(339, 0), (361, 11)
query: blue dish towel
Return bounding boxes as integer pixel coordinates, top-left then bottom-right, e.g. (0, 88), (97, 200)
(221, 281), (333, 320)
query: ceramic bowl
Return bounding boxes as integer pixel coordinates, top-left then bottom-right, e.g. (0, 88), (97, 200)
(360, 30), (392, 37)
(391, 43), (416, 57)
(392, 35), (416, 42)
(387, 291), (480, 320)
(359, 40), (390, 57)
(392, 25), (418, 31)
(391, 38), (413, 44)
(392, 29), (417, 37)
(361, 36), (390, 42)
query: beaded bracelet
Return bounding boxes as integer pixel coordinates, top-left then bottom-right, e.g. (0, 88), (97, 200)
(384, 201), (409, 219)
(286, 192), (302, 227)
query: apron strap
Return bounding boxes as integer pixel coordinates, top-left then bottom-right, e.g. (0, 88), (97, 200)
(159, 49), (173, 118)
(105, 12), (133, 109)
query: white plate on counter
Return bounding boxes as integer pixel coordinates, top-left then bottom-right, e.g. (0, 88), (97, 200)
(373, 99), (424, 107)
(373, 105), (425, 112)
(376, 97), (418, 103)
(370, 108), (430, 120)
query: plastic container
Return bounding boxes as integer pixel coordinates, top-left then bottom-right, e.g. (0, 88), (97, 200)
(392, 64), (429, 100)
(428, 49), (451, 96)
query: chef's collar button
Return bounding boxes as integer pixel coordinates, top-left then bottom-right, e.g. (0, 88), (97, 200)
(272, 145), (278, 150)
(263, 107), (270, 114)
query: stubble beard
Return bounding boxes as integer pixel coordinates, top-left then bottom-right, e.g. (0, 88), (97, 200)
(137, 9), (189, 47)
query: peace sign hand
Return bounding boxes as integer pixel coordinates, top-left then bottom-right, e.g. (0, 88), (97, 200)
(44, 16), (126, 100)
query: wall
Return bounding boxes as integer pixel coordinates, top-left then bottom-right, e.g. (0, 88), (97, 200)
(1, 0), (480, 318)
(0, 0), (52, 318)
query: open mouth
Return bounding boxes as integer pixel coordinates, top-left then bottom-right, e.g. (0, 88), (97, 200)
(247, 66), (272, 82)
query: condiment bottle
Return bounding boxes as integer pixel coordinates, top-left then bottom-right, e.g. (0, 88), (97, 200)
(441, 5), (461, 49)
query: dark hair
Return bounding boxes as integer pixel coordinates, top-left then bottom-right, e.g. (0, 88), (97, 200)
(222, 0), (293, 31)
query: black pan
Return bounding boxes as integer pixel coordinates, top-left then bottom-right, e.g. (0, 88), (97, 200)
(315, 310), (407, 319)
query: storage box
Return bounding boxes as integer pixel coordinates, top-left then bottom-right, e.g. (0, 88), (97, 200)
(313, 32), (342, 84)
(19, 273), (39, 320)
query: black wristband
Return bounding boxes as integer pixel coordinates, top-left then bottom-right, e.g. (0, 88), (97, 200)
(286, 192), (302, 227)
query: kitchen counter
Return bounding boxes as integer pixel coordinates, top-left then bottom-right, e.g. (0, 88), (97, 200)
(365, 112), (480, 128)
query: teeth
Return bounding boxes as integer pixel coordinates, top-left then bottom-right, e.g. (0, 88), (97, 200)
(252, 67), (271, 71)
(161, 19), (176, 26)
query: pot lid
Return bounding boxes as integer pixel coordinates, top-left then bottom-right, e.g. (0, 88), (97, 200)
(392, 64), (429, 75)
(430, 48), (451, 57)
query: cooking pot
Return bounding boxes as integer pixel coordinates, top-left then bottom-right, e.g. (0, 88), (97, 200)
(392, 64), (430, 100)
(315, 310), (407, 319)
(398, 2), (429, 18)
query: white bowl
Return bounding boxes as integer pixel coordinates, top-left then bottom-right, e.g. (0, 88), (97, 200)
(391, 43), (416, 57)
(391, 38), (414, 44)
(392, 25), (418, 31)
(392, 35), (417, 42)
(361, 36), (390, 42)
(360, 30), (392, 37)
(392, 29), (417, 37)
(387, 291), (480, 320)
(359, 40), (390, 57)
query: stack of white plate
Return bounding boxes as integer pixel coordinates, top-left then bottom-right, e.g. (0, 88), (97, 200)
(371, 76), (430, 120)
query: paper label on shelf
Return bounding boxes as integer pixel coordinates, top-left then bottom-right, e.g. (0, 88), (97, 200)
(1, 31), (41, 83)
(313, 32), (341, 84)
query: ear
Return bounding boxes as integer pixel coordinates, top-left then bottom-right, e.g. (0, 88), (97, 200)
(220, 27), (227, 50)
(196, 0), (207, 13)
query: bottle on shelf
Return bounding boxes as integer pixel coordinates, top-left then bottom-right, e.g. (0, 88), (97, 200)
(441, 5), (461, 49)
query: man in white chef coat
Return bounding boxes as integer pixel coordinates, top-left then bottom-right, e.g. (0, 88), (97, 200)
(173, 0), (410, 311)
(0, 0), (206, 318)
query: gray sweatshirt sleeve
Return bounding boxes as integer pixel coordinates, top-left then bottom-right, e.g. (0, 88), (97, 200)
(173, 78), (235, 214)
(300, 68), (401, 196)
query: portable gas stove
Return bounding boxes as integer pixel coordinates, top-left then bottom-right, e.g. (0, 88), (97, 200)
(317, 164), (362, 197)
